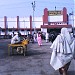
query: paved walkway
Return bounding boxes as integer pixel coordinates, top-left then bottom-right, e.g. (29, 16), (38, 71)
(0, 39), (75, 75)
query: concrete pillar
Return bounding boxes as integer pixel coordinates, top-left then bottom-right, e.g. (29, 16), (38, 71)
(43, 8), (48, 24)
(63, 7), (67, 23)
(17, 16), (19, 31)
(4, 16), (7, 35)
(30, 16), (32, 34)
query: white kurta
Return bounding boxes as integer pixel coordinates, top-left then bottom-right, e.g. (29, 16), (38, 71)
(50, 34), (75, 70)
(11, 34), (20, 44)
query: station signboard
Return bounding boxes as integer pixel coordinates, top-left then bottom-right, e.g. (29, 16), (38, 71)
(48, 10), (62, 16)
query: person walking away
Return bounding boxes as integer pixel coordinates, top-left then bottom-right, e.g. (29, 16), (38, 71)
(45, 32), (49, 43)
(37, 32), (42, 46)
(50, 28), (75, 75)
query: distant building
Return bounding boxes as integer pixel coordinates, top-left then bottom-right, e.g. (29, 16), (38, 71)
(41, 7), (72, 33)
(0, 7), (73, 36)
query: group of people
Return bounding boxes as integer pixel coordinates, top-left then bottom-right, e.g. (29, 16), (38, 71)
(32, 32), (42, 46)
(33, 28), (75, 75)
(33, 32), (49, 46)
(11, 28), (75, 75)
(11, 31), (43, 47)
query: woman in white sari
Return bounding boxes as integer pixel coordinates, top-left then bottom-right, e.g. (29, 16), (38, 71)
(50, 28), (75, 75)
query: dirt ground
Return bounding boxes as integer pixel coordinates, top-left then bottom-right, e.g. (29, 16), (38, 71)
(0, 39), (75, 75)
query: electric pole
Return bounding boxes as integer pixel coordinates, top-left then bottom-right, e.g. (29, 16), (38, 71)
(31, 1), (36, 33)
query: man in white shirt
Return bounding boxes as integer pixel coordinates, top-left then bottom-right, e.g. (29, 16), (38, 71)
(11, 32), (24, 54)
(11, 32), (21, 44)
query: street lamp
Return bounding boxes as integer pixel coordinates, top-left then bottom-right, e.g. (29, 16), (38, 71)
(31, 1), (35, 33)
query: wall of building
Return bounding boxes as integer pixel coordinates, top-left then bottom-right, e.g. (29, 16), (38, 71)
(0, 18), (5, 28)
(7, 17), (17, 28)
(0, 16), (43, 35)
(48, 15), (63, 22)
(0, 7), (74, 36)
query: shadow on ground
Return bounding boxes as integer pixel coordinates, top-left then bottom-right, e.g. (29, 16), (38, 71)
(25, 50), (46, 56)
(68, 71), (75, 75)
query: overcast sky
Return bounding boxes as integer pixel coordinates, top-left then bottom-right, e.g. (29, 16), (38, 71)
(0, 0), (74, 17)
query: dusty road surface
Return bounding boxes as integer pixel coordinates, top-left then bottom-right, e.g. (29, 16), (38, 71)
(0, 39), (75, 75)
